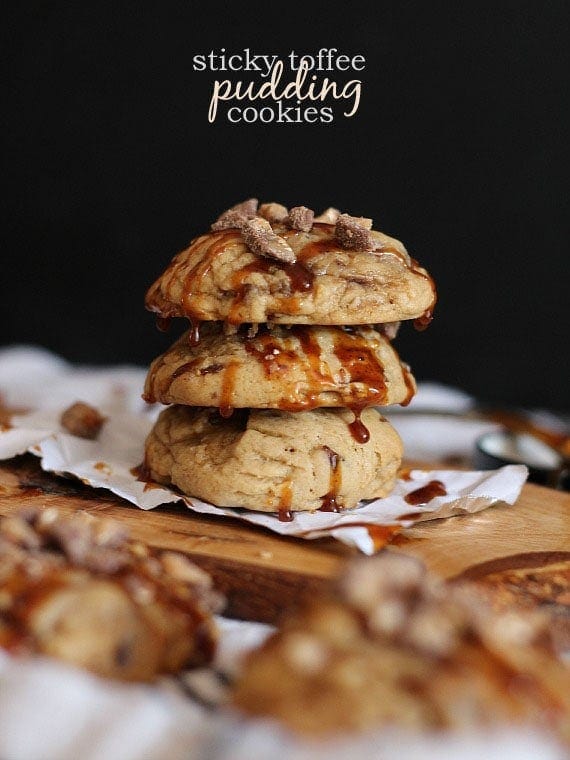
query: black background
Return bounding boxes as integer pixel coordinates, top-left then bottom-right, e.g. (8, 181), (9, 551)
(2, 2), (568, 409)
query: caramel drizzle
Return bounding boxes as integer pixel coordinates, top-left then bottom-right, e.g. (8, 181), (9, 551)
(277, 480), (294, 522)
(319, 445), (342, 512)
(219, 361), (239, 418)
(181, 230), (240, 320)
(241, 326), (389, 430)
(157, 223), (434, 329)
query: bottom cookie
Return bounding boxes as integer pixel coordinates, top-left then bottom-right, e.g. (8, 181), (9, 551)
(144, 405), (403, 513)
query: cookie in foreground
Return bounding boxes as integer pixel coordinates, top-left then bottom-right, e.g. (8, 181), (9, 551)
(144, 405), (403, 512)
(0, 509), (223, 681)
(232, 553), (570, 738)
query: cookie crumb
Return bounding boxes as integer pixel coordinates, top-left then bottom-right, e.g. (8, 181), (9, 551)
(241, 218), (296, 264)
(334, 214), (373, 250)
(60, 402), (106, 440)
(287, 206), (314, 232)
(212, 198), (259, 231)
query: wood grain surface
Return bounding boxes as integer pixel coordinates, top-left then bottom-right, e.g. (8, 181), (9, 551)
(0, 455), (569, 624)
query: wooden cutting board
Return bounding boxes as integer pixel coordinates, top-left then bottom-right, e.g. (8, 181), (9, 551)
(0, 455), (569, 624)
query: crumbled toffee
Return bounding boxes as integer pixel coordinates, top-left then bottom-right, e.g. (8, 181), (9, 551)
(241, 217), (296, 264)
(339, 554), (546, 658)
(211, 198), (259, 231)
(60, 402), (106, 440)
(334, 214), (374, 250)
(314, 207), (340, 224)
(287, 206), (314, 232)
(258, 202), (289, 223)
(0, 509), (223, 613)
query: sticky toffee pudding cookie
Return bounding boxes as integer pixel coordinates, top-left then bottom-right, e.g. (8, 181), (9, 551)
(144, 405), (403, 513)
(232, 554), (570, 737)
(0, 509), (222, 681)
(144, 323), (416, 411)
(145, 202), (435, 328)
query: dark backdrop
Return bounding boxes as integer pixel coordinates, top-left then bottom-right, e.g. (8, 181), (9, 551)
(1, 2), (568, 409)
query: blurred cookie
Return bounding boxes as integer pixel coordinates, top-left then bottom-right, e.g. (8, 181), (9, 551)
(144, 405), (403, 512)
(232, 553), (570, 737)
(0, 509), (222, 681)
(144, 323), (415, 410)
(145, 222), (435, 326)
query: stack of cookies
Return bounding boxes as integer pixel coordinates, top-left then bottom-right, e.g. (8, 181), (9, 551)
(142, 200), (435, 519)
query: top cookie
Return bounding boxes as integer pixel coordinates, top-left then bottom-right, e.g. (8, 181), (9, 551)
(145, 201), (436, 327)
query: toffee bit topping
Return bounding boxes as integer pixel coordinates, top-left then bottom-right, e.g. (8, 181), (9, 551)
(258, 202), (289, 224)
(60, 402), (106, 440)
(211, 198), (259, 231)
(287, 206), (314, 232)
(314, 207), (340, 224)
(241, 217), (296, 264)
(334, 213), (374, 250)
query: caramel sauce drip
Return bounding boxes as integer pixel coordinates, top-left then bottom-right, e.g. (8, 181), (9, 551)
(130, 462), (163, 491)
(277, 480), (294, 522)
(155, 316), (172, 332)
(219, 361), (239, 418)
(404, 479), (447, 506)
(277, 509), (294, 522)
(347, 407), (371, 444)
(181, 231), (240, 320)
(188, 318), (201, 346)
(319, 445), (342, 512)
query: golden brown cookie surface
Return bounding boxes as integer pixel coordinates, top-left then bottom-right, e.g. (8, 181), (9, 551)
(144, 405), (403, 513)
(145, 223), (435, 326)
(144, 323), (416, 411)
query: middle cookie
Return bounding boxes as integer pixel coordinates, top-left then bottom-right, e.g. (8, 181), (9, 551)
(144, 323), (416, 412)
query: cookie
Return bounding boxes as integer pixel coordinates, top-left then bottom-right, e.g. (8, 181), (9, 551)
(145, 223), (435, 326)
(0, 509), (222, 681)
(144, 323), (416, 411)
(232, 554), (570, 736)
(144, 405), (403, 512)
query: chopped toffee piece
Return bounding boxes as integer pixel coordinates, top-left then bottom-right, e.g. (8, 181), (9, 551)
(314, 207), (341, 224)
(241, 217), (296, 264)
(334, 213), (374, 250)
(60, 402), (106, 440)
(258, 202), (289, 224)
(211, 197), (259, 231)
(287, 206), (314, 232)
